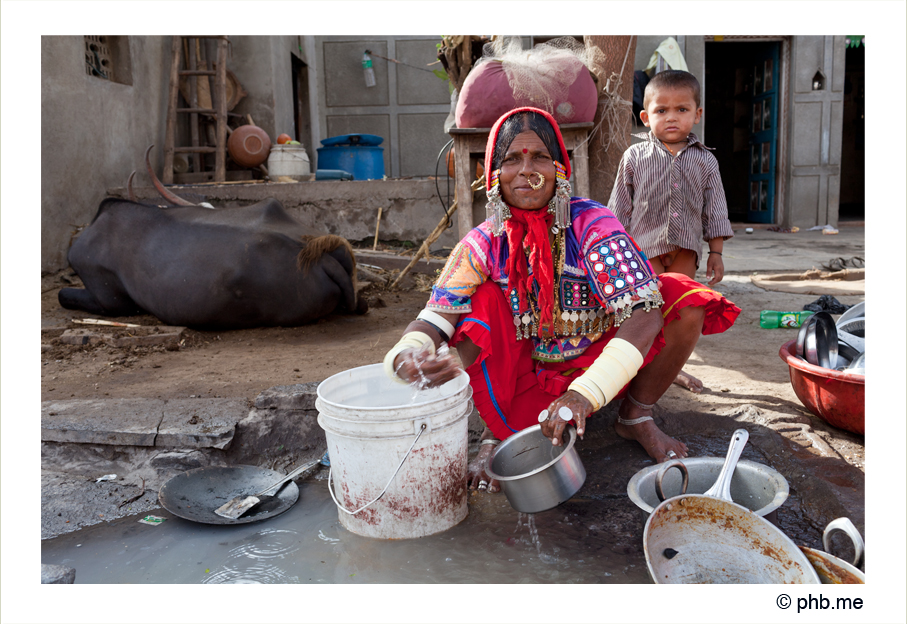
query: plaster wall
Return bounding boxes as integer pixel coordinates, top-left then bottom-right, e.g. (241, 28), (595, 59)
(226, 36), (302, 140)
(41, 36), (170, 273)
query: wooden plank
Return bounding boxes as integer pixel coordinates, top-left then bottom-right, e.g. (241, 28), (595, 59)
(214, 39), (228, 182)
(163, 36), (182, 184)
(453, 135), (476, 239)
(176, 107), (218, 114)
(187, 40), (201, 174)
(571, 129), (591, 200)
(174, 146), (217, 154)
(173, 170), (253, 185)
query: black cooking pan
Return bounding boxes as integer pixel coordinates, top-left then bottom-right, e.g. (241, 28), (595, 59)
(158, 465), (300, 525)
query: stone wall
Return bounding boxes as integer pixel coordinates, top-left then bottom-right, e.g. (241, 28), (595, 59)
(41, 36), (170, 273)
(114, 179), (462, 249)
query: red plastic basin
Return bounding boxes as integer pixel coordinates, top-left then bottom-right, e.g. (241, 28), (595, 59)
(779, 340), (864, 435)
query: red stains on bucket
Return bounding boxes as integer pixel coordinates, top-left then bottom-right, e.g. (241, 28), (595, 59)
(779, 340), (864, 435)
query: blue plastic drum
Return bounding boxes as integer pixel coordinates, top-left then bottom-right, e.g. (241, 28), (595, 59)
(316, 134), (385, 180)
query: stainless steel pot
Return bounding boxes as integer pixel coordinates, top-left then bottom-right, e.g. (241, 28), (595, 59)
(486, 424), (585, 513)
(627, 457), (789, 518)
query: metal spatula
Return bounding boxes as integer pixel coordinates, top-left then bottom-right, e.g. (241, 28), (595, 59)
(214, 454), (327, 520)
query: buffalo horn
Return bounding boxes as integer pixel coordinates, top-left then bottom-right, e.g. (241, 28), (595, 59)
(145, 145), (198, 207)
(126, 171), (138, 202)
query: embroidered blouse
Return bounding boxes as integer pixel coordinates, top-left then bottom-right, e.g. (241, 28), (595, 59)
(426, 198), (664, 362)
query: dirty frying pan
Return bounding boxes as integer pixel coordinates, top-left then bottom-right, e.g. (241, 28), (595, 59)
(159, 465), (300, 525)
(644, 459), (820, 584)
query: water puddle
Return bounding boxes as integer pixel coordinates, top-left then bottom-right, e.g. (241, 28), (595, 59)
(41, 425), (848, 584)
(41, 480), (649, 584)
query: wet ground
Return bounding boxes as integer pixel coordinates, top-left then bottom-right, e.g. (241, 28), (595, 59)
(40, 406), (861, 585)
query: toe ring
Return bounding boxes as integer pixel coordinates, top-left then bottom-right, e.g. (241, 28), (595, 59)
(480, 438), (500, 446)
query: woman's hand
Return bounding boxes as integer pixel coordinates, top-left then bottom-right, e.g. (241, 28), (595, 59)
(538, 390), (595, 446)
(393, 346), (461, 388)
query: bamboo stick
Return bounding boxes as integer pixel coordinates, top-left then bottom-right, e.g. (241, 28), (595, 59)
(373, 206), (384, 250)
(390, 177), (483, 289)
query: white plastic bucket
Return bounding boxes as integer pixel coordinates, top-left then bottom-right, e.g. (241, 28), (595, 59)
(316, 363), (472, 539)
(267, 145), (311, 179)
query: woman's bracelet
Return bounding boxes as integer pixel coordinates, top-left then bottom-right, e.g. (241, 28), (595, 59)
(708, 251), (722, 256)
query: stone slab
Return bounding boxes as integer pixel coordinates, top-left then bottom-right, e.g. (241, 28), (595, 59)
(156, 398), (249, 449)
(59, 326), (185, 348)
(41, 563), (76, 584)
(42, 399), (165, 446)
(254, 382), (319, 411)
(354, 250), (448, 276)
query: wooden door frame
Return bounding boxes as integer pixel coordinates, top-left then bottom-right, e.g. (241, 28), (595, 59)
(703, 36), (791, 225)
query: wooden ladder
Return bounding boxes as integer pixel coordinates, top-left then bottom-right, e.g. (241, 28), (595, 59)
(163, 36), (229, 183)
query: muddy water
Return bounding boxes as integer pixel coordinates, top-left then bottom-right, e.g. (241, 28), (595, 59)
(42, 420), (844, 584)
(40, 480), (650, 584)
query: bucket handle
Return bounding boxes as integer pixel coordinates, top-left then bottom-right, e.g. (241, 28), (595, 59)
(327, 423), (426, 516)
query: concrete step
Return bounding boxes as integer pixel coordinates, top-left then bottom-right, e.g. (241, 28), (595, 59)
(42, 398), (246, 449)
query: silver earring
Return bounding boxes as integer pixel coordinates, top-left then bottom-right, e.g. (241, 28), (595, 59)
(486, 185), (511, 237)
(549, 177), (572, 231)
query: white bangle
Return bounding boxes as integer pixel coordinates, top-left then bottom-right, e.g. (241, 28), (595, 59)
(568, 338), (643, 410)
(417, 309), (456, 341)
(383, 331), (435, 384)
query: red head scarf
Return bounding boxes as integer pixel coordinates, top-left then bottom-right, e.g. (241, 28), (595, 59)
(484, 108), (571, 338)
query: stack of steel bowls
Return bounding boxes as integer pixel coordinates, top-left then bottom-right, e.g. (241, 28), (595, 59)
(794, 303), (864, 375)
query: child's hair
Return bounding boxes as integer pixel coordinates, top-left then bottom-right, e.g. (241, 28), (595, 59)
(643, 70), (701, 108)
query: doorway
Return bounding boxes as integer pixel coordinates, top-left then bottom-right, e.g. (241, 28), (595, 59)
(705, 41), (781, 224)
(839, 43), (864, 221)
(292, 54), (313, 154)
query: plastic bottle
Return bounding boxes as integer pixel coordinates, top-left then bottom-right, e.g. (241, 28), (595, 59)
(759, 310), (815, 329)
(362, 51), (376, 88)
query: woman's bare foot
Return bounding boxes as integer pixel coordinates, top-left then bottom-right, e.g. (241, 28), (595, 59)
(467, 429), (501, 493)
(614, 398), (688, 463)
(672, 369), (703, 394)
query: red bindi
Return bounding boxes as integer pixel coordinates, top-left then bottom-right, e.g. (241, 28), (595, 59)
(522, 148), (528, 153)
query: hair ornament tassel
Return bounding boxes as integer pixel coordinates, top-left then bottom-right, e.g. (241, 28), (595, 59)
(486, 169), (510, 236)
(548, 160), (572, 231)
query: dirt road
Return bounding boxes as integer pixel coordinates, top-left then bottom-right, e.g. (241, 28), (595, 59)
(42, 269), (864, 459)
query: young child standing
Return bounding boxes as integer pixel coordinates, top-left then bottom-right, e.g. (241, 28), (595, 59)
(609, 69), (735, 392)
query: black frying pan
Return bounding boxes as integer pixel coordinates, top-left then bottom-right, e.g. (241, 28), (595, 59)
(158, 465), (300, 525)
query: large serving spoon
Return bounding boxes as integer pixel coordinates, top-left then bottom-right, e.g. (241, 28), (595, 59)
(702, 429), (749, 502)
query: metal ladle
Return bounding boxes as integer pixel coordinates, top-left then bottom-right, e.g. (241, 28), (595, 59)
(702, 428), (749, 501)
(653, 428), (750, 504)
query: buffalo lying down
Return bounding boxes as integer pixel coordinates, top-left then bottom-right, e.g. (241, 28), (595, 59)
(59, 197), (367, 329)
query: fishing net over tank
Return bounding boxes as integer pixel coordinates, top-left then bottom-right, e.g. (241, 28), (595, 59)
(455, 37), (603, 128)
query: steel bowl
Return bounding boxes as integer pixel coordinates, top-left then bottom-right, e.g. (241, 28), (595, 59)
(803, 312), (838, 369)
(836, 301), (865, 328)
(627, 456), (789, 518)
(486, 424), (585, 513)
